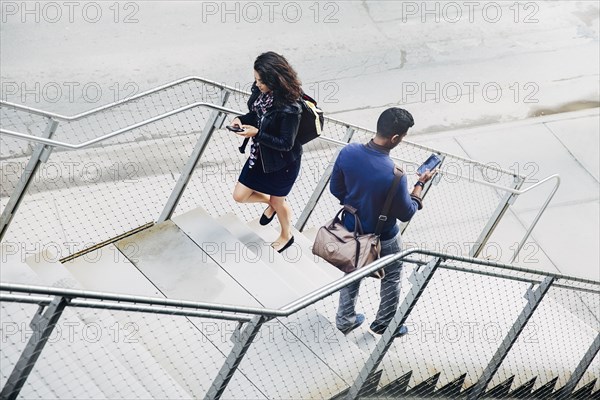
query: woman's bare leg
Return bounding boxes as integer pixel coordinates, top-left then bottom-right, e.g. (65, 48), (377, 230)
(233, 182), (270, 205)
(270, 195), (293, 251)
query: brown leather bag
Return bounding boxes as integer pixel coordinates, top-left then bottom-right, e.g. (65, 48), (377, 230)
(312, 167), (403, 279)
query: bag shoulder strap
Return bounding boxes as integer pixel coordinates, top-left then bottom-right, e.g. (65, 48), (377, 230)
(301, 91), (318, 105)
(374, 166), (404, 236)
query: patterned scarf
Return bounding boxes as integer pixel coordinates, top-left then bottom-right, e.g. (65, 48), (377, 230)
(248, 92), (274, 169)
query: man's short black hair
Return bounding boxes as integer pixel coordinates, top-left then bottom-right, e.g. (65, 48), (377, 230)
(376, 108), (414, 138)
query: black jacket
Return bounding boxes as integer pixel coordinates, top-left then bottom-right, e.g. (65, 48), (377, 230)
(238, 84), (302, 173)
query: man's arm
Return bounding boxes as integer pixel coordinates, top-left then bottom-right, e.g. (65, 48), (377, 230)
(394, 175), (421, 222)
(330, 155), (347, 204)
(395, 170), (436, 221)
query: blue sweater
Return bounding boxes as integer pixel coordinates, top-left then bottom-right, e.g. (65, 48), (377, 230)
(330, 142), (421, 240)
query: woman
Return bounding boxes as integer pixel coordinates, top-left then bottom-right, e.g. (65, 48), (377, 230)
(230, 51), (303, 253)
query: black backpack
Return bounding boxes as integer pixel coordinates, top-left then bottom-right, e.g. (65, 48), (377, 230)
(296, 93), (324, 145)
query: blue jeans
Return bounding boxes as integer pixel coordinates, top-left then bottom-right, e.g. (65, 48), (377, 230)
(336, 235), (403, 333)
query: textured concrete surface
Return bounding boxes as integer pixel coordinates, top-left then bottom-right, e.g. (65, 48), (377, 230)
(413, 108), (599, 281)
(1, 1), (598, 397)
(1, 1), (598, 131)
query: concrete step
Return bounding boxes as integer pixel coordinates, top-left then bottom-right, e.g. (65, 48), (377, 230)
(171, 207), (370, 398)
(64, 241), (265, 399)
(114, 220), (261, 307)
(0, 302), (109, 400)
(110, 224), (267, 399)
(216, 213), (383, 390)
(58, 247), (194, 399)
(248, 219), (343, 284)
(19, 252), (157, 399)
(172, 207), (301, 308)
(244, 217), (415, 390)
(218, 213), (327, 296)
(0, 242), (45, 285)
(274, 306), (369, 388)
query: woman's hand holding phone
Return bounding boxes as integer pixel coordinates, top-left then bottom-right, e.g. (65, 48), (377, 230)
(228, 117), (258, 138)
(236, 125), (258, 138)
(230, 117), (243, 129)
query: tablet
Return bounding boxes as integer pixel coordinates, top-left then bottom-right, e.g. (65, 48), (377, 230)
(417, 154), (441, 175)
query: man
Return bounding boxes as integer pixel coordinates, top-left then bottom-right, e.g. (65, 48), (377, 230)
(330, 107), (436, 336)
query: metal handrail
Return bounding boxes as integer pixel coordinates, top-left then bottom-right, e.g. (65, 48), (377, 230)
(0, 76), (220, 121)
(0, 293), (253, 322)
(0, 76), (521, 178)
(0, 78), (592, 400)
(0, 107), (534, 192)
(0, 98), (562, 263)
(2, 249), (597, 320)
(0, 102), (243, 150)
(317, 136), (561, 259)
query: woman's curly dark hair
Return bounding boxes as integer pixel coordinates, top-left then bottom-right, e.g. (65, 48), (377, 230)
(254, 51), (302, 105)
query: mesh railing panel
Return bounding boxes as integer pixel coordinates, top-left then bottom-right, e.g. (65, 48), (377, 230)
(2, 78), (595, 399)
(0, 302), (46, 396)
(355, 127), (518, 257)
(0, 301), (266, 399)
(372, 260), (529, 394)
(580, 352), (600, 394)
(0, 108), (50, 159)
(2, 78), (522, 262)
(358, 261), (599, 397)
(224, 292), (364, 399)
(173, 120), (350, 226)
(1, 262), (599, 398)
(490, 281), (600, 392)
(2, 109), (213, 256)
(36, 80), (224, 145)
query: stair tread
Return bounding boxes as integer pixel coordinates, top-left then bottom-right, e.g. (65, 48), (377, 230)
(173, 207), (304, 308)
(23, 254), (191, 399)
(218, 213), (323, 296)
(65, 236), (265, 399)
(249, 218), (344, 283)
(114, 220), (262, 307)
(64, 243), (162, 298)
(278, 306), (369, 385)
(231, 312), (348, 399)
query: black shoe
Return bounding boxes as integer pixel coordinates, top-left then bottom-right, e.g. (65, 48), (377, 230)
(276, 236), (295, 253)
(259, 207), (277, 226)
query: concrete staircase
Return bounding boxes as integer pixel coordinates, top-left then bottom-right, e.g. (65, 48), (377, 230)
(2, 205), (598, 399)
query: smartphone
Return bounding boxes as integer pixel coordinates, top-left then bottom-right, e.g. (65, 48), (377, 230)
(226, 125), (245, 133)
(417, 154), (441, 175)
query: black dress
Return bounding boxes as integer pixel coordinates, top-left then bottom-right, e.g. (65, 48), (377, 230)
(238, 147), (301, 196)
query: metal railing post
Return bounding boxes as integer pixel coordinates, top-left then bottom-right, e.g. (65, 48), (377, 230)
(556, 332), (600, 400)
(345, 257), (443, 400)
(294, 126), (356, 232)
(206, 315), (268, 400)
(468, 276), (555, 399)
(470, 175), (525, 258)
(1, 296), (69, 399)
(0, 119), (59, 241)
(157, 90), (230, 223)
(509, 175), (561, 263)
